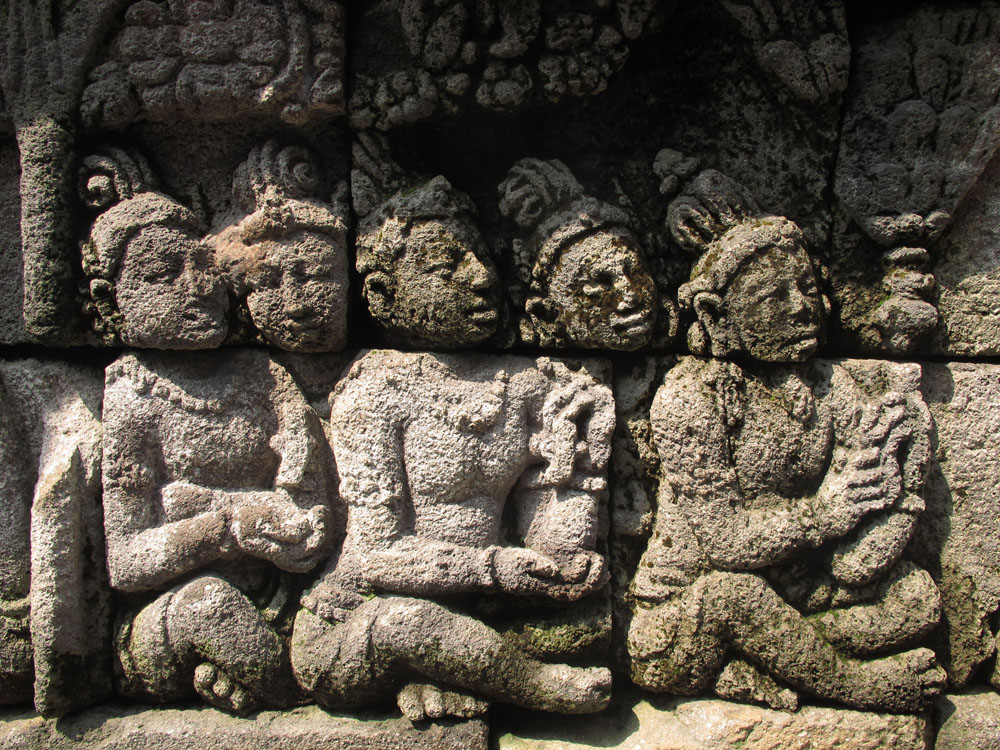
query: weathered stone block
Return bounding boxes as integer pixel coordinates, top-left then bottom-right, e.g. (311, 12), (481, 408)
(0, 706), (487, 750)
(935, 690), (1000, 750)
(913, 363), (1000, 685)
(497, 696), (930, 750)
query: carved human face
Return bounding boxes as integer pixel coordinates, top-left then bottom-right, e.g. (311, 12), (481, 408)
(545, 228), (655, 350)
(115, 226), (228, 348)
(370, 217), (501, 347)
(245, 232), (349, 352)
(724, 240), (826, 362)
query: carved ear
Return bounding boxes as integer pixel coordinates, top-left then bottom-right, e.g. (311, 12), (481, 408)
(363, 271), (394, 318)
(691, 292), (734, 357)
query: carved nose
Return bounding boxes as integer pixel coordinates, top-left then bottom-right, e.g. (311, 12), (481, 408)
(616, 279), (640, 310)
(789, 291), (811, 318)
(185, 264), (214, 298)
(460, 256), (494, 291)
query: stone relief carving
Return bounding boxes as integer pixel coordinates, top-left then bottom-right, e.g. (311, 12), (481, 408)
(626, 187), (946, 711)
(79, 140), (349, 351)
(833, 3), (1000, 355)
(102, 349), (333, 713)
(912, 363), (1000, 689)
(211, 141), (350, 352)
(292, 350), (613, 720)
(498, 157), (672, 351)
(349, 1), (656, 131)
(0, 359), (107, 717)
(352, 134), (502, 349)
(666, 166), (829, 362)
(79, 145), (229, 349)
(81, 0), (346, 129)
(0, 378), (32, 707)
(3, 1), (1000, 747)
(718, 0), (849, 107)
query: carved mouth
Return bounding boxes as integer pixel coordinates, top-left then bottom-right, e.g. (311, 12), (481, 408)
(611, 312), (651, 335)
(181, 310), (219, 328)
(784, 332), (819, 354)
(466, 301), (498, 324)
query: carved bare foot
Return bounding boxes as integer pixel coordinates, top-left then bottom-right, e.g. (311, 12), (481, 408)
(194, 663), (256, 715)
(534, 664), (611, 714)
(714, 658), (800, 712)
(396, 682), (489, 722)
(845, 648), (946, 713)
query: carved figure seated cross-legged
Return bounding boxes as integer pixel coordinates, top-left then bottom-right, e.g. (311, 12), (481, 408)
(291, 350), (614, 721)
(627, 167), (946, 713)
(103, 347), (333, 714)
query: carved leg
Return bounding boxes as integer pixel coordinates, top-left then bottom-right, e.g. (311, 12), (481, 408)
(118, 575), (298, 713)
(291, 597), (611, 715)
(706, 571), (946, 712)
(809, 561), (941, 656)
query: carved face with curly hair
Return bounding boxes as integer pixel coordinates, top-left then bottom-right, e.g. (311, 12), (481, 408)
(213, 141), (349, 352)
(79, 147), (228, 349)
(669, 169), (829, 362)
(499, 158), (656, 351)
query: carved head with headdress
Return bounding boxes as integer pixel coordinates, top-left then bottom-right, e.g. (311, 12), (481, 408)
(352, 133), (501, 348)
(79, 146), (228, 348)
(498, 158), (656, 351)
(666, 160), (830, 362)
(211, 140), (349, 352)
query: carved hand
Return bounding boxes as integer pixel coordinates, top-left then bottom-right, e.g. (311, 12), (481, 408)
(547, 551), (608, 601)
(812, 392), (914, 540)
(849, 392), (913, 511)
(492, 547), (561, 596)
(231, 493), (330, 572)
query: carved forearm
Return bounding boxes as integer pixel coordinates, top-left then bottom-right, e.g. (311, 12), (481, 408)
(347, 539), (499, 596)
(107, 510), (230, 593)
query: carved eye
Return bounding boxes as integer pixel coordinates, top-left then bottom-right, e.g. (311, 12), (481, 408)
(583, 272), (613, 297)
(255, 268), (281, 289)
(429, 262), (454, 280)
(143, 267), (179, 283)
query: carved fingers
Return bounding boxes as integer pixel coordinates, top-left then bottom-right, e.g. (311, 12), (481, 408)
(492, 546), (561, 595)
(491, 546), (607, 601)
(230, 493), (330, 572)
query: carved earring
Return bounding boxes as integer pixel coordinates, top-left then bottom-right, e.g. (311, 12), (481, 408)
(363, 272), (394, 316)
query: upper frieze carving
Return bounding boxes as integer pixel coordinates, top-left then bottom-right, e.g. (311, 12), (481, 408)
(349, 0), (664, 130)
(82, 0), (346, 129)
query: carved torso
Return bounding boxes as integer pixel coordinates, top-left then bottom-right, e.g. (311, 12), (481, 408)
(732, 367), (834, 505)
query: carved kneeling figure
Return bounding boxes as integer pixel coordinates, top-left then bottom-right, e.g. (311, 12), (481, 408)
(627, 168), (946, 713)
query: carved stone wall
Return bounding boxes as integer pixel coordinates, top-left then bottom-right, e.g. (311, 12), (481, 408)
(2, 2), (999, 748)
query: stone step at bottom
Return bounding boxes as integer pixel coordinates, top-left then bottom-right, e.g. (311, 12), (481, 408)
(0, 704), (487, 750)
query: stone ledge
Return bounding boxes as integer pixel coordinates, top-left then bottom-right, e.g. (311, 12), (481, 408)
(497, 695), (931, 750)
(0, 705), (488, 750)
(935, 690), (1000, 750)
